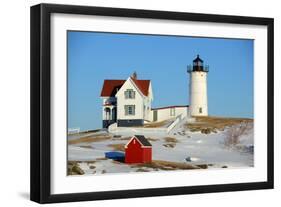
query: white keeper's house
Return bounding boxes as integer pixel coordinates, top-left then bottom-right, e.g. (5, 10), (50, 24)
(100, 55), (209, 128)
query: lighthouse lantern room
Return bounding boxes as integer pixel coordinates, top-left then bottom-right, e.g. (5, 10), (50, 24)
(188, 55), (209, 117)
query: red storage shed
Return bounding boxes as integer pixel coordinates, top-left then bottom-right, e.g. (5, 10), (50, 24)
(125, 135), (152, 164)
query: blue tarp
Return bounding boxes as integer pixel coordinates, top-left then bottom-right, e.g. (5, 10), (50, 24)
(105, 151), (125, 161)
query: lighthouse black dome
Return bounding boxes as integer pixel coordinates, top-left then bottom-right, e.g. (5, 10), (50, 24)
(193, 54), (203, 63)
(192, 55), (207, 72)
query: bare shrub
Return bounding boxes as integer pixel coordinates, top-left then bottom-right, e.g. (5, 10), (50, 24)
(201, 128), (212, 134)
(67, 162), (85, 175)
(223, 121), (252, 147)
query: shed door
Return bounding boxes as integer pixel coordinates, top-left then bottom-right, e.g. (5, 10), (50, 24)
(153, 110), (158, 122)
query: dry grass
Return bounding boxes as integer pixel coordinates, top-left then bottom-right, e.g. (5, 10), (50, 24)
(136, 168), (151, 172)
(119, 137), (131, 140)
(164, 137), (178, 143)
(163, 137), (178, 148)
(143, 120), (170, 128)
(196, 164), (208, 169)
(185, 116), (253, 133)
(146, 137), (160, 142)
(67, 129), (101, 136)
(69, 160), (96, 165)
(68, 134), (111, 145)
(132, 160), (202, 171)
(163, 143), (176, 148)
(79, 145), (93, 149)
(95, 157), (108, 161)
(108, 143), (125, 152)
(68, 161), (78, 165)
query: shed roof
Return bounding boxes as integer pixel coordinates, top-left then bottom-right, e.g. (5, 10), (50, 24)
(134, 135), (152, 147)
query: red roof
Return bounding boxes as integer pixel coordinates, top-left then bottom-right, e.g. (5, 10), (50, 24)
(100, 80), (125, 97)
(100, 78), (150, 97)
(131, 78), (150, 96)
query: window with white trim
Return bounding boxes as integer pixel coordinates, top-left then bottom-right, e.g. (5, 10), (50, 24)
(125, 105), (135, 115)
(124, 89), (135, 99)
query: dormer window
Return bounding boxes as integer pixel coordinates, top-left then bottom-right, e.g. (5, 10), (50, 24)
(125, 89), (135, 99)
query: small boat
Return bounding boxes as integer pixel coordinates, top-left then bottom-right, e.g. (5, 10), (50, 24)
(105, 151), (125, 162)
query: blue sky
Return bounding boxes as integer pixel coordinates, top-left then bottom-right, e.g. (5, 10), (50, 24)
(68, 31), (253, 131)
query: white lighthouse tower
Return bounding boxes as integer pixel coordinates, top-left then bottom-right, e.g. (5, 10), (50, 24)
(188, 55), (209, 117)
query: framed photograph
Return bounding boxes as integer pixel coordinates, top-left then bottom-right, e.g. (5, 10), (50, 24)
(30, 3), (274, 203)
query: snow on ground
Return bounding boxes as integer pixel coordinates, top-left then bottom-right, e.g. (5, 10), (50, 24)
(68, 121), (254, 175)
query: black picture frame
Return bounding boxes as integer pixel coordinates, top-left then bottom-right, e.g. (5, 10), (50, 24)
(30, 3), (274, 204)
